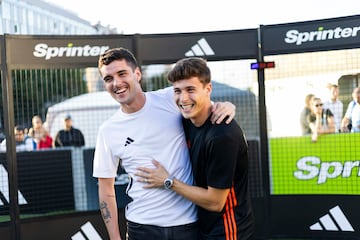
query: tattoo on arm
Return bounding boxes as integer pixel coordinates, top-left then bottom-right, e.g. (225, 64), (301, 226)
(100, 201), (111, 224)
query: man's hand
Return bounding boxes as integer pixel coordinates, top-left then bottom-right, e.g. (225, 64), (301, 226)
(211, 101), (236, 124)
(135, 160), (169, 188)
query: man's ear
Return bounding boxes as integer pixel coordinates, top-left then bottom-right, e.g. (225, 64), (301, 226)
(135, 67), (142, 82)
(206, 83), (212, 95)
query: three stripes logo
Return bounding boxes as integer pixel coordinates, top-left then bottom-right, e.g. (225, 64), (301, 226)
(0, 164), (27, 205)
(185, 38), (215, 57)
(124, 137), (134, 146)
(71, 221), (102, 240)
(309, 205), (354, 232)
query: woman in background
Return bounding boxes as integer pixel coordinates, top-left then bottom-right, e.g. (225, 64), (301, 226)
(300, 93), (315, 136)
(307, 97), (335, 142)
(28, 115), (53, 149)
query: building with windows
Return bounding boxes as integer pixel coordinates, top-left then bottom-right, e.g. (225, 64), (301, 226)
(0, 0), (116, 35)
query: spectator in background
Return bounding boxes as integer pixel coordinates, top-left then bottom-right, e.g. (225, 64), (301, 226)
(300, 93), (315, 135)
(28, 115), (53, 149)
(308, 97), (335, 142)
(340, 87), (360, 133)
(53, 114), (85, 147)
(323, 84), (343, 133)
(0, 125), (35, 152)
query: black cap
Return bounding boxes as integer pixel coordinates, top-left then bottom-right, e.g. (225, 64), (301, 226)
(64, 114), (72, 120)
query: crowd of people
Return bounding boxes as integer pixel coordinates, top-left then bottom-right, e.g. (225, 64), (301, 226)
(300, 84), (360, 142)
(0, 114), (85, 152)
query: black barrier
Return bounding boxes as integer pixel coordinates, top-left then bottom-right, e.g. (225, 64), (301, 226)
(83, 148), (130, 239)
(0, 150), (74, 214)
(5, 35), (133, 68)
(83, 148), (131, 210)
(0, 211), (108, 240)
(269, 195), (360, 239)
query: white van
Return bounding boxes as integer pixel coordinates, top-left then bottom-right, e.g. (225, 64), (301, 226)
(45, 91), (119, 148)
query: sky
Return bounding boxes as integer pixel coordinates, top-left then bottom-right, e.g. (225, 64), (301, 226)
(45, 0), (360, 34)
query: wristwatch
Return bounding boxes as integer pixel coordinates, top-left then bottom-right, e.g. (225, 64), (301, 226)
(164, 176), (174, 189)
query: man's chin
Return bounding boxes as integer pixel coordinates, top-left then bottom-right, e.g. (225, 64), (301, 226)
(180, 112), (192, 119)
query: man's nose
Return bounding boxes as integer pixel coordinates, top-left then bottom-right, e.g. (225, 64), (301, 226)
(179, 91), (189, 101)
(112, 76), (122, 86)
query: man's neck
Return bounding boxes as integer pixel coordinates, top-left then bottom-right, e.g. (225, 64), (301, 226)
(190, 102), (213, 127)
(121, 91), (146, 114)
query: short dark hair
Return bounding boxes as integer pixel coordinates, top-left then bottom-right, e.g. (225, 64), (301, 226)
(98, 47), (139, 74)
(167, 57), (211, 85)
(14, 125), (25, 132)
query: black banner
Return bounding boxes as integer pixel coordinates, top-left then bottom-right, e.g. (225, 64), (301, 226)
(6, 34), (133, 68)
(262, 15), (360, 55)
(83, 148), (131, 211)
(137, 29), (258, 64)
(270, 195), (360, 239)
(5, 29), (258, 69)
(0, 150), (74, 214)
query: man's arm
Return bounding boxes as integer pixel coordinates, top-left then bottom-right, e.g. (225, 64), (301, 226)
(324, 116), (335, 134)
(136, 160), (229, 212)
(211, 101), (236, 124)
(170, 178), (229, 212)
(98, 178), (122, 240)
(340, 116), (350, 132)
(53, 132), (61, 147)
(0, 139), (6, 152)
(77, 129), (85, 146)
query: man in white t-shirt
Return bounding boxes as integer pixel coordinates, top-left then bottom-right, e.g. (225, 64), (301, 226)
(323, 84), (343, 133)
(92, 48), (235, 240)
(341, 87), (360, 133)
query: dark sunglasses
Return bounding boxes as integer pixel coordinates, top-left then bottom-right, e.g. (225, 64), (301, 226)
(315, 103), (323, 107)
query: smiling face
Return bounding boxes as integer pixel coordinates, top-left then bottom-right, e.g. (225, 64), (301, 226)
(32, 116), (43, 130)
(100, 59), (144, 113)
(14, 128), (25, 143)
(173, 76), (212, 126)
(329, 85), (339, 101)
(311, 98), (323, 114)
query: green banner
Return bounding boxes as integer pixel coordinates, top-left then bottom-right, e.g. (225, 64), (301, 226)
(269, 133), (360, 195)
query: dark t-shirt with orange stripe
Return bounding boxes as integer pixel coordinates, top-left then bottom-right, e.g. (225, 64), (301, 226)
(183, 115), (254, 240)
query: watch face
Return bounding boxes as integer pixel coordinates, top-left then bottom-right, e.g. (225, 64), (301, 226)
(164, 178), (173, 189)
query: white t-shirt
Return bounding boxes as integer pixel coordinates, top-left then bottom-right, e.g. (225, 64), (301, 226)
(93, 87), (197, 226)
(344, 101), (360, 132)
(324, 99), (343, 133)
(0, 135), (34, 152)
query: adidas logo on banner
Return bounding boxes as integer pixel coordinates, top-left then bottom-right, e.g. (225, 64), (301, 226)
(0, 164), (27, 205)
(71, 221), (102, 240)
(185, 38), (215, 57)
(309, 205), (354, 232)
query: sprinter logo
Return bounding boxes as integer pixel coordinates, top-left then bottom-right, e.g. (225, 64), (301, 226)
(293, 156), (360, 184)
(284, 26), (360, 45)
(33, 43), (109, 60)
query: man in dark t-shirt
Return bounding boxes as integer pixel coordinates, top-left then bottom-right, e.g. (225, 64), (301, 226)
(54, 115), (85, 147)
(137, 57), (254, 239)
